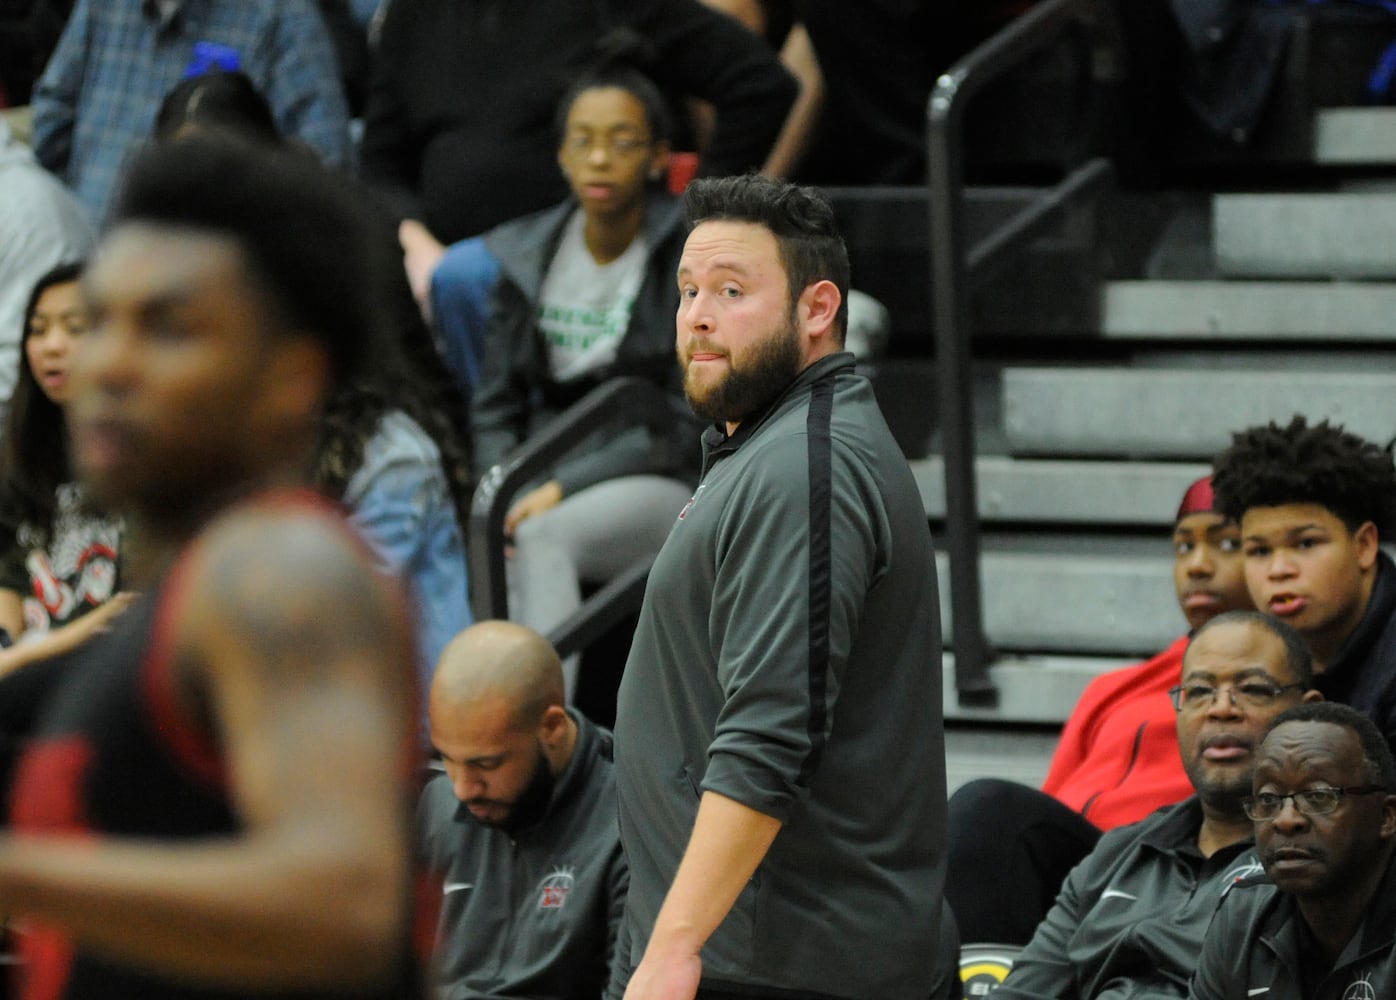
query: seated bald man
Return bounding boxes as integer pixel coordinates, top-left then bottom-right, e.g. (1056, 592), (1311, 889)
(420, 621), (626, 1000)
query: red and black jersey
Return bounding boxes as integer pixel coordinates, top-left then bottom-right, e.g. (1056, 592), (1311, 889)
(4, 497), (425, 1000)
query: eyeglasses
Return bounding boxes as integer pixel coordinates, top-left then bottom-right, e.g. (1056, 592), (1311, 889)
(1167, 681), (1305, 713)
(563, 133), (651, 156)
(1241, 785), (1388, 821)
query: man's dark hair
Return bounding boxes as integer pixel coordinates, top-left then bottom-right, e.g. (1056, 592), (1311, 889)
(684, 174), (850, 342)
(109, 135), (387, 390)
(1267, 701), (1396, 791)
(1211, 415), (1396, 536)
(1187, 609), (1315, 688)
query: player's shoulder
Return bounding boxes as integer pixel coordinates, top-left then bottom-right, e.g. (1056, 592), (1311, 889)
(176, 489), (399, 628)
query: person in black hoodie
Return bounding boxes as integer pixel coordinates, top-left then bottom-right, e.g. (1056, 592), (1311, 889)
(1212, 415), (1396, 756)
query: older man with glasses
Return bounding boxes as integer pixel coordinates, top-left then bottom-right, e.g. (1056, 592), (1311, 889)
(992, 610), (1320, 1000)
(1190, 701), (1396, 1000)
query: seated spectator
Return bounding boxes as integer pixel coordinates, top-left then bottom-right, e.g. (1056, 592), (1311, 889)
(1212, 416), (1396, 754)
(992, 611), (1319, 1000)
(420, 620), (625, 1000)
(0, 115), (92, 404)
(0, 263), (131, 674)
(362, 0), (796, 244)
(468, 60), (702, 698)
(31, 0), (350, 222)
(152, 69), (471, 713)
(947, 475), (1255, 945)
(1190, 702), (1396, 999)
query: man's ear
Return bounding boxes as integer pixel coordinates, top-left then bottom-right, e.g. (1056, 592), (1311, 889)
(799, 279), (842, 343)
(1354, 520), (1380, 572)
(538, 704), (569, 747)
(1379, 794), (1396, 840)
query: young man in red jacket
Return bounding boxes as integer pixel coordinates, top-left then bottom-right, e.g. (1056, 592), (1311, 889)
(946, 476), (1255, 945)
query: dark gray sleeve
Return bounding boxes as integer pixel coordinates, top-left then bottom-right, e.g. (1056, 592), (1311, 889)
(990, 850), (1098, 1000)
(700, 438), (883, 820)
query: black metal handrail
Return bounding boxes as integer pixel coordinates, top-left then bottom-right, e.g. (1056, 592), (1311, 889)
(467, 376), (691, 659)
(928, 0), (1120, 705)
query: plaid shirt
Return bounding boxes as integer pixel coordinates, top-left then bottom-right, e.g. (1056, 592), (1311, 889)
(32, 0), (350, 222)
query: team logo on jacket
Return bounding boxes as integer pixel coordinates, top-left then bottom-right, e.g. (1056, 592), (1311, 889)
(538, 867), (575, 910)
(1220, 858), (1264, 895)
(1343, 972), (1376, 1000)
(677, 485), (706, 521)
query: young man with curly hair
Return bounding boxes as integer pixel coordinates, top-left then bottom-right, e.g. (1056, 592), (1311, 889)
(1212, 415), (1396, 753)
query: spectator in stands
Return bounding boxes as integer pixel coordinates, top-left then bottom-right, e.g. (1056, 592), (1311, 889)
(362, 0), (796, 245)
(31, 0), (350, 222)
(992, 610), (1319, 1000)
(152, 70), (472, 715)
(946, 475), (1256, 945)
(1212, 416), (1396, 754)
(420, 620), (625, 1000)
(468, 60), (702, 698)
(1190, 702), (1396, 999)
(0, 263), (131, 675)
(0, 116), (92, 405)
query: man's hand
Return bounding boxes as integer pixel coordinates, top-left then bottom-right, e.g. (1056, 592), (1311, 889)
(504, 480), (564, 537)
(622, 948), (702, 1000)
(398, 218), (446, 321)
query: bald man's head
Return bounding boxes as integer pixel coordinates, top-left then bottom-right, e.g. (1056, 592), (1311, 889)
(428, 622), (576, 832)
(430, 620), (565, 729)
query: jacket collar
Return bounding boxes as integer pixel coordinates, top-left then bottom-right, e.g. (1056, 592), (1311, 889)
(701, 352), (855, 465)
(1325, 552), (1396, 683)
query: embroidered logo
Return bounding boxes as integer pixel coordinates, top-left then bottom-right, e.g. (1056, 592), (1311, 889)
(1221, 858), (1265, 896)
(1342, 972), (1376, 1000)
(677, 485), (706, 521)
(538, 867), (575, 910)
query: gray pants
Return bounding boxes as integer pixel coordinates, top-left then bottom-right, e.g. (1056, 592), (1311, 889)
(508, 474), (693, 699)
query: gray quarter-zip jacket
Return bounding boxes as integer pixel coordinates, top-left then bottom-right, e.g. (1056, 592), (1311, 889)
(419, 710), (626, 1000)
(613, 353), (946, 999)
(1190, 856), (1396, 1000)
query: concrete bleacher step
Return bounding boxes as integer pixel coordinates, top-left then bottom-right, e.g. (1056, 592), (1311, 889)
(1314, 108), (1396, 165)
(912, 455), (1208, 526)
(935, 549), (1178, 657)
(941, 652), (1130, 728)
(1214, 192), (1396, 279)
(1003, 368), (1396, 459)
(1100, 280), (1396, 341)
(944, 720), (1065, 795)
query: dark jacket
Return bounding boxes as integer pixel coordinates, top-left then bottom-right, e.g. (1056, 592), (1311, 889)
(418, 710), (626, 1000)
(470, 191), (700, 496)
(995, 797), (1260, 1000)
(1316, 552), (1396, 759)
(614, 353), (947, 999)
(360, 0), (796, 240)
(1190, 855), (1396, 1000)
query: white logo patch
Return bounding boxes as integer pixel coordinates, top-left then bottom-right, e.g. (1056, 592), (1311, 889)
(538, 867), (575, 910)
(1099, 888), (1138, 903)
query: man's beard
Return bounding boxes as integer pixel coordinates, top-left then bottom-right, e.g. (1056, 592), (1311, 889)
(465, 744), (556, 836)
(682, 309), (803, 425)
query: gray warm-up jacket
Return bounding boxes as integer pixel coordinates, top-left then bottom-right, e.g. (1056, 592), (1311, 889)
(419, 710), (626, 1000)
(1189, 856), (1396, 1000)
(612, 353), (947, 1000)
(995, 797), (1260, 1000)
